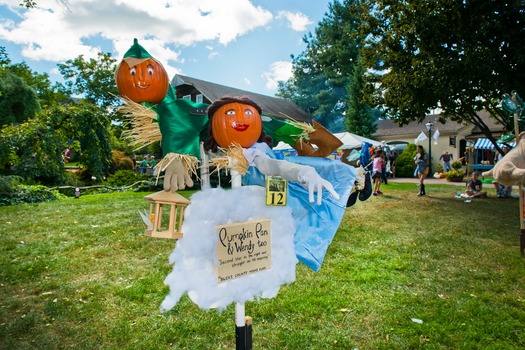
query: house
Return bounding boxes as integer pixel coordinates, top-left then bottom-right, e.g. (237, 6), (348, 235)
(171, 74), (312, 123)
(373, 110), (508, 172)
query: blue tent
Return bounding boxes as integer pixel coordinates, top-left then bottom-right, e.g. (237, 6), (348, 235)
(474, 138), (515, 150)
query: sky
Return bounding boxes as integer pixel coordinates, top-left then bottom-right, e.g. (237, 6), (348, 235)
(0, 0), (332, 97)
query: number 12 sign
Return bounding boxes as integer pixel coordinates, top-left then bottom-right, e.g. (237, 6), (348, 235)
(265, 176), (287, 206)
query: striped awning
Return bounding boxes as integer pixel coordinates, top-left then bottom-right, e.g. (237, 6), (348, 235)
(474, 138), (516, 150)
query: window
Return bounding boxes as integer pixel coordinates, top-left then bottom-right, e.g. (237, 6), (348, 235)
(196, 94), (203, 103)
(183, 94), (192, 101)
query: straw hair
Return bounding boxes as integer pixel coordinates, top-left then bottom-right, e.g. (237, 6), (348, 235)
(208, 142), (249, 177)
(117, 96), (161, 150)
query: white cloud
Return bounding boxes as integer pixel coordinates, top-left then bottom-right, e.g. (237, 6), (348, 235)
(262, 61), (293, 90)
(277, 10), (312, 31)
(0, 0), (273, 72)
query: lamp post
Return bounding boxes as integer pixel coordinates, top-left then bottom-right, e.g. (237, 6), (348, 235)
(425, 122), (433, 175)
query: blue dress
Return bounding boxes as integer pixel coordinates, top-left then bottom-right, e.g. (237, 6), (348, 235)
(241, 143), (356, 271)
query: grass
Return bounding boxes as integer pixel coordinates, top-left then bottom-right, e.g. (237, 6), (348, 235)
(1, 183), (524, 349)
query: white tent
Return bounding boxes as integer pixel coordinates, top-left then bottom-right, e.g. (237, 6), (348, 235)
(333, 132), (381, 150)
(273, 141), (295, 150)
(273, 132), (380, 151)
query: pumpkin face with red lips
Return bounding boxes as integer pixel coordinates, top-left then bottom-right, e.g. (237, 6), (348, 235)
(115, 57), (169, 104)
(211, 102), (262, 148)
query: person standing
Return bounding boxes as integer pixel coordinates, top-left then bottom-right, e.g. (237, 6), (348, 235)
(439, 150), (453, 172)
(139, 156), (149, 175)
(148, 156), (156, 175)
(415, 145), (429, 196)
(372, 149), (385, 196)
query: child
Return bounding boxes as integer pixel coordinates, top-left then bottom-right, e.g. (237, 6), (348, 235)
(372, 149), (385, 196)
(465, 172), (487, 198)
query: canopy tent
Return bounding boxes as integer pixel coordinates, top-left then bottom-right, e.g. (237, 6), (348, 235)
(272, 132), (380, 152)
(333, 132), (381, 149)
(474, 138), (516, 150)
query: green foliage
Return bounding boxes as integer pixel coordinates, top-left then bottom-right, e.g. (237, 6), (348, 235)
(445, 169), (466, 182)
(451, 160), (463, 170)
(106, 170), (147, 187)
(0, 183), (65, 206)
(277, 0), (364, 132)
(0, 175), (23, 193)
(346, 54), (378, 137)
(0, 70), (41, 126)
(394, 143), (417, 178)
(57, 52), (119, 107)
(0, 117), (66, 185)
(360, 0), (525, 144)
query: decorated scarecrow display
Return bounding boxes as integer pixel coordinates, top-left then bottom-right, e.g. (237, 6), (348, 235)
(117, 40), (348, 192)
(161, 96), (356, 310)
(115, 39), (359, 309)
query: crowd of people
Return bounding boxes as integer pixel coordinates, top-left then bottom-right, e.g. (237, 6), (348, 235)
(365, 144), (398, 196)
(132, 155), (157, 175)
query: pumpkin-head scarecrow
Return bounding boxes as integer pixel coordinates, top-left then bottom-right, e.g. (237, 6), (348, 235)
(204, 96), (271, 152)
(115, 38), (169, 105)
(115, 41), (344, 195)
(202, 96), (358, 271)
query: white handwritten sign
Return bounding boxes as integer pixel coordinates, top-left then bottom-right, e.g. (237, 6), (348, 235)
(215, 219), (272, 283)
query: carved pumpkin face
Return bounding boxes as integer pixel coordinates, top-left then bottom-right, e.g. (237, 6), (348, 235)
(211, 102), (262, 148)
(115, 57), (169, 104)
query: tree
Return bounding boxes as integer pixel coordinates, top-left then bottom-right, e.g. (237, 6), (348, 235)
(58, 52), (119, 108)
(360, 0), (525, 151)
(8, 61), (68, 108)
(346, 53), (378, 137)
(277, 0), (377, 133)
(277, 50), (347, 132)
(0, 48), (67, 126)
(0, 102), (112, 183)
(0, 71), (41, 126)
(0, 115), (65, 184)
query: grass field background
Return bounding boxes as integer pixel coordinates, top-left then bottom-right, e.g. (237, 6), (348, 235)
(1, 182), (524, 349)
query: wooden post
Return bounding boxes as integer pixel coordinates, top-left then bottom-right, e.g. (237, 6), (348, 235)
(512, 93), (524, 256)
(231, 168), (252, 350)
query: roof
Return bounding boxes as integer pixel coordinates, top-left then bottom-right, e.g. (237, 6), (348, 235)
(373, 110), (504, 138)
(172, 74), (312, 123)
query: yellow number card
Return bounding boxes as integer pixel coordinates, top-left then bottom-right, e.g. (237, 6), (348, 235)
(265, 176), (287, 206)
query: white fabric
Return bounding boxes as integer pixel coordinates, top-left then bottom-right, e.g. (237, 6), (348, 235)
(243, 144), (340, 204)
(415, 132), (428, 144)
(433, 129), (440, 145)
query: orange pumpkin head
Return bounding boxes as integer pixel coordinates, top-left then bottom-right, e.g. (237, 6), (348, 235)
(211, 102), (262, 148)
(115, 57), (169, 104)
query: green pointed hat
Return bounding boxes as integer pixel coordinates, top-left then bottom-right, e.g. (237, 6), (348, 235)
(123, 38), (153, 59)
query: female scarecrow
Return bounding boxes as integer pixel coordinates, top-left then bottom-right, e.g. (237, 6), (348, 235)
(203, 96), (356, 271)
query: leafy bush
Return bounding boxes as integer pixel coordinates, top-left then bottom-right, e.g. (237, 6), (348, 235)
(445, 169), (466, 182)
(394, 144), (418, 177)
(110, 150), (134, 173)
(451, 160), (463, 170)
(106, 170), (148, 187)
(0, 175), (23, 193)
(0, 183), (66, 206)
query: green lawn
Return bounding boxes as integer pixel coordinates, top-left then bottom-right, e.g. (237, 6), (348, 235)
(1, 183), (524, 349)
